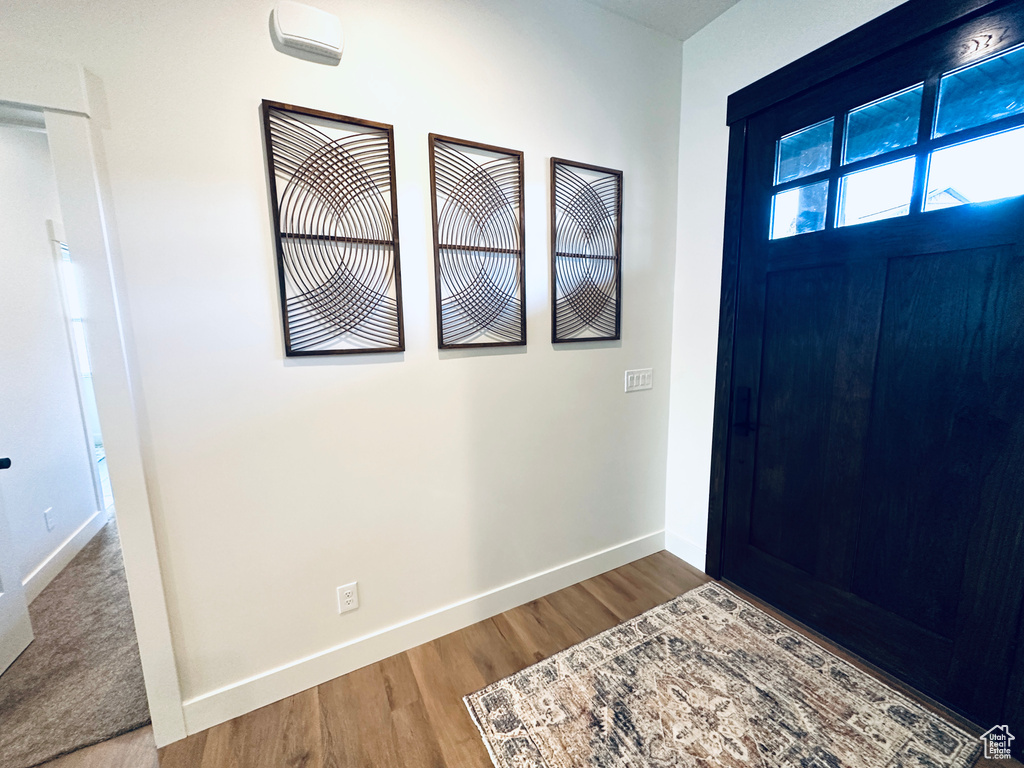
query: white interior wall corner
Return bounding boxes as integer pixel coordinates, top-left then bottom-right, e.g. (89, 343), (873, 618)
(664, 0), (910, 569)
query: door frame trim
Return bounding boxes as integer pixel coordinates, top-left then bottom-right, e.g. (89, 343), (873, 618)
(705, 121), (747, 579)
(0, 47), (188, 745)
(706, 0), (1012, 579)
(726, 0), (1008, 125)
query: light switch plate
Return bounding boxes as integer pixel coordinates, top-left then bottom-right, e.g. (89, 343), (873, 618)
(625, 368), (653, 392)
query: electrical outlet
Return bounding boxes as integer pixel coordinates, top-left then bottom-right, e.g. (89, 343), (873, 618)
(337, 581), (359, 614)
(624, 368), (653, 393)
(44, 508), (55, 532)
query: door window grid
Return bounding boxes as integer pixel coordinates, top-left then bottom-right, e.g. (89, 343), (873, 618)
(934, 42), (1024, 138)
(770, 41), (1024, 239)
(837, 157), (917, 227)
(844, 84), (924, 165)
(775, 118), (834, 184)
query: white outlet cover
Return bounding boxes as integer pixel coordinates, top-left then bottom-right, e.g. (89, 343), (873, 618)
(337, 581), (359, 614)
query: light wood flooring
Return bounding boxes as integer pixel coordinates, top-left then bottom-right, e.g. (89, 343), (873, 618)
(40, 551), (1019, 768)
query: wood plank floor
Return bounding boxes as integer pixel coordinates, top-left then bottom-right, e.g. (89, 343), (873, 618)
(40, 550), (1020, 767)
(155, 551), (706, 768)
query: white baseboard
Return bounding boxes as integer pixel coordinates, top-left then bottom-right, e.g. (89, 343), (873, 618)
(181, 529), (666, 735)
(23, 508), (108, 604)
(665, 529), (706, 572)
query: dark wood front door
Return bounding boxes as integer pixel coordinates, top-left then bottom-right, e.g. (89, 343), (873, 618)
(715, 0), (1024, 730)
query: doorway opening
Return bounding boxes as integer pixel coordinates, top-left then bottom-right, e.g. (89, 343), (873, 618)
(0, 104), (151, 768)
(53, 234), (114, 514)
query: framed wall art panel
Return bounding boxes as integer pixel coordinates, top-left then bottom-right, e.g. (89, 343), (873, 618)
(550, 158), (622, 343)
(261, 100), (405, 355)
(428, 134), (526, 349)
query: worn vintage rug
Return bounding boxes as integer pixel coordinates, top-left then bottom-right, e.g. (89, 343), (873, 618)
(465, 583), (980, 768)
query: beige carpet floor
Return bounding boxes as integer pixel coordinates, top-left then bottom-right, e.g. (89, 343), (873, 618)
(0, 518), (150, 768)
(466, 582), (981, 768)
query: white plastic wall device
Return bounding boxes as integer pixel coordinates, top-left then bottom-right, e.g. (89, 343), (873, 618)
(272, 1), (344, 62)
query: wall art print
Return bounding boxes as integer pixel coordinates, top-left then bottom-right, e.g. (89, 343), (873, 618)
(428, 134), (526, 349)
(550, 158), (622, 342)
(261, 100), (405, 355)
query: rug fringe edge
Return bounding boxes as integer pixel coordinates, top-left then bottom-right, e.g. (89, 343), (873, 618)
(463, 695), (503, 768)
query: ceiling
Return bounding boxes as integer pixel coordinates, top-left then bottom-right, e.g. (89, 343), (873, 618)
(581, 0), (740, 41)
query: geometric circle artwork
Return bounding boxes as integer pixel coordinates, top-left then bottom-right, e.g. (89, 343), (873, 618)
(551, 158), (622, 342)
(262, 101), (405, 355)
(429, 134), (526, 349)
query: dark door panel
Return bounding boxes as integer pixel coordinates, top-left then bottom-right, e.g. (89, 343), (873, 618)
(718, 0), (1024, 729)
(748, 265), (846, 574)
(727, 548), (953, 696)
(853, 246), (1024, 636)
(1005, 615), (1024, 734)
(765, 203), (1024, 272)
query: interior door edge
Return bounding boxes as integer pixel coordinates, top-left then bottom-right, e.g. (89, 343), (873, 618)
(706, 119), (749, 580)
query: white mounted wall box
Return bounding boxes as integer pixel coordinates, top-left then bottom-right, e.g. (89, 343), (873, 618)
(272, 1), (344, 62)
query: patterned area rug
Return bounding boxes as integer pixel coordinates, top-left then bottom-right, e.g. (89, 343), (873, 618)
(465, 583), (980, 768)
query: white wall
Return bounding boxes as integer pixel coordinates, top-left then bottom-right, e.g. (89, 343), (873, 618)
(664, 0), (908, 569)
(1, 0), (683, 732)
(0, 125), (101, 589)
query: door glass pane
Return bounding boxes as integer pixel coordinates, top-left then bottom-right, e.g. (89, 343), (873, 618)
(925, 125), (1024, 210)
(776, 119), (833, 184)
(934, 44), (1024, 137)
(837, 157), (916, 227)
(844, 84), (923, 164)
(771, 180), (829, 239)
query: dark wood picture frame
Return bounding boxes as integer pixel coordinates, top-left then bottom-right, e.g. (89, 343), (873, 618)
(261, 100), (405, 356)
(428, 133), (526, 349)
(550, 158), (623, 343)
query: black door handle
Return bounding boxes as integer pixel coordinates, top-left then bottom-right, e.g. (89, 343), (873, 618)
(0, 458), (10, 470)
(734, 387), (757, 436)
